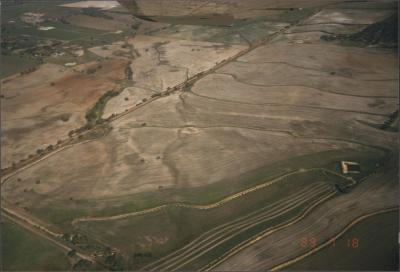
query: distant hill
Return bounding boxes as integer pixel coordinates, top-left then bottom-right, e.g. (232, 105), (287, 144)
(322, 14), (398, 48)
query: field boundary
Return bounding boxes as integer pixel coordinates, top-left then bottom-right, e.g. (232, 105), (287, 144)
(147, 186), (335, 271)
(202, 191), (337, 271)
(72, 168), (346, 224)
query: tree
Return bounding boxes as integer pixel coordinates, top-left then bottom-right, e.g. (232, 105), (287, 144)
(73, 259), (92, 271)
(67, 249), (76, 257)
(125, 66), (133, 80)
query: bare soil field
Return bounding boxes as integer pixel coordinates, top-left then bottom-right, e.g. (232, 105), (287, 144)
(303, 8), (393, 25)
(61, 1), (120, 10)
(217, 50), (397, 98)
(147, 22), (290, 45)
(93, 35), (247, 117)
(102, 86), (155, 118)
(0, 59), (128, 168)
(66, 14), (129, 32)
(118, 0), (343, 19)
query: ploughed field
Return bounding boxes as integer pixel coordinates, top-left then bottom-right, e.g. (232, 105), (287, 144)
(1, 0), (398, 271)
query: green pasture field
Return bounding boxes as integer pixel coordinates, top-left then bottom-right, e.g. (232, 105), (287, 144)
(30, 148), (385, 231)
(0, 55), (41, 78)
(1, 219), (71, 271)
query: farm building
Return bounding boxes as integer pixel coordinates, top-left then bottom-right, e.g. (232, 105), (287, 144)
(341, 161), (361, 174)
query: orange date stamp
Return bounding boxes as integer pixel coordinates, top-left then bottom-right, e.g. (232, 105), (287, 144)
(299, 237), (359, 248)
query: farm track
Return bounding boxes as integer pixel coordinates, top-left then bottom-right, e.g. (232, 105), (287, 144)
(202, 192), (337, 271)
(177, 192), (337, 271)
(116, 124), (391, 154)
(204, 72), (397, 100)
(233, 60), (398, 84)
(188, 89), (392, 116)
(117, 124), (296, 136)
(72, 168), (346, 224)
(145, 182), (328, 270)
(144, 183), (334, 271)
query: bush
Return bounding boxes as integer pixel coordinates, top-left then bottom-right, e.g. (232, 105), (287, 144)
(85, 90), (120, 125)
(73, 259), (92, 271)
(67, 249), (76, 257)
(125, 66), (133, 80)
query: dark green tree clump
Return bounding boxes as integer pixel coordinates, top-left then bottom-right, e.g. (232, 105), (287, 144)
(85, 90), (119, 125)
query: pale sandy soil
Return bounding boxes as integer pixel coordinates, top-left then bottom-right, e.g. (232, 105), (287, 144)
(118, 0), (343, 18)
(0, 59), (128, 168)
(96, 35), (247, 117)
(61, 1), (120, 10)
(303, 8), (394, 25)
(102, 86), (154, 118)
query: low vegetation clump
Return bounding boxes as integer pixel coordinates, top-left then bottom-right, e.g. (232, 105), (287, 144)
(72, 259), (92, 271)
(380, 110), (399, 130)
(85, 90), (120, 125)
(125, 66), (133, 80)
(82, 8), (113, 20)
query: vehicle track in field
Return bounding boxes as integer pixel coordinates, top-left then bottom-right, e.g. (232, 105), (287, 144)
(175, 192), (337, 271)
(145, 184), (334, 271)
(192, 73), (396, 103)
(72, 168), (348, 225)
(205, 165), (398, 271)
